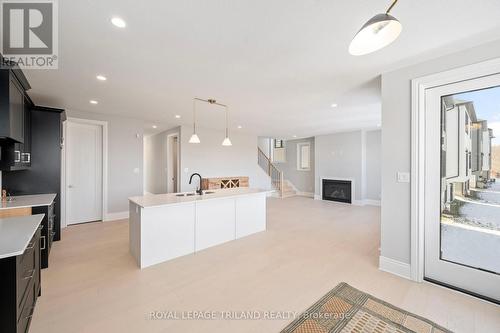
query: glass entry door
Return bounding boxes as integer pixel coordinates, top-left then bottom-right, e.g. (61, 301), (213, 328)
(424, 73), (500, 302)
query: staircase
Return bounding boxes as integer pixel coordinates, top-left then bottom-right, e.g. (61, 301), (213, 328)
(258, 147), (296, 198)
(281, 180), (297, 198)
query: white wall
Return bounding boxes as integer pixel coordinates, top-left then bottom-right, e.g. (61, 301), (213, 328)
(179, 125), (270, 192)
(66, 110), (144, 215)
(258, 137), (272, 158)
(381, 39), (500, 264)
(315, 131), (363, 201)
(275, 137), (315, 193)
(314, 129), (381, 203)
(366, 130), (382, 201)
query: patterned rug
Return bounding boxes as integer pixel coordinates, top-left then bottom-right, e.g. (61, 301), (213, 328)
(280, 283), (452, 333)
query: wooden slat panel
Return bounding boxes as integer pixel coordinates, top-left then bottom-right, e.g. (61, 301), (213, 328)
(201, 177), (250, 190)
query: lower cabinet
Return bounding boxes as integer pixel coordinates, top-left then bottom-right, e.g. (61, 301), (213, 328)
(195, 198), (236, 251)
(235, 194), (266, 239)
(33, 202), (55, 269)
(139, 203), (195, 268)
(0, 225), (42, 333)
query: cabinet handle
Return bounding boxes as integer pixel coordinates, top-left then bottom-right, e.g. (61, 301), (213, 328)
(41, 236), (46, 250)
(21, 152), (31, 163)
(14, 150), (21, 163)
(23, 269), (35, 280)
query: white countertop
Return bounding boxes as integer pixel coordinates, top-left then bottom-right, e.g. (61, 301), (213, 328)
(0, 214), (44, 259)
(129, 188), (271, 208)
(0, 193), (56, 210)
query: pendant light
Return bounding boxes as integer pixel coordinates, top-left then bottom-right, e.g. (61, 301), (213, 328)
(189, 99), (200, 144)
(349, 0), (402, 56)
(221, 106), (232, 146)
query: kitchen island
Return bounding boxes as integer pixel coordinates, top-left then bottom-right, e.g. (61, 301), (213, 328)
(128, 188), (270, 268)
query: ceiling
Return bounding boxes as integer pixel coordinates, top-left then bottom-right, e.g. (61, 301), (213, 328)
(24, 0), (500, 138)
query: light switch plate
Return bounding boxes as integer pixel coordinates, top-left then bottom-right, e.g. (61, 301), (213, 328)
(397, 172), (410, 183)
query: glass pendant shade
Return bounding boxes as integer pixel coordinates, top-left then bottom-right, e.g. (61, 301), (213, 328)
(189, 133), (200, 144)
(222, 137), (232, 146)
(349, 13), (402, 56)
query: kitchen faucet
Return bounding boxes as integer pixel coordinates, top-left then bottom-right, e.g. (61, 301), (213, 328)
(189, 173), (203, 195)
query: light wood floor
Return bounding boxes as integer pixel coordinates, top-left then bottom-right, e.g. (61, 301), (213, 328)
(31, 197), (500, 332)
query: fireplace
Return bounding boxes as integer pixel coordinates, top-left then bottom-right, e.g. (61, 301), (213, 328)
(322, 179), (352, 204)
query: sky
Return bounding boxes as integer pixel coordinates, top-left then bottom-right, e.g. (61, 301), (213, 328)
(454, 86), (500, 146)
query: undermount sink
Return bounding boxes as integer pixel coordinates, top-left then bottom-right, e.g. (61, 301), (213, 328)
(175, 191), (215, 197)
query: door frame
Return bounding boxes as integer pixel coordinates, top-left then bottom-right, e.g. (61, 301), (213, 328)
(61, 117), (108, 227)
(166, 132), (180, 193)
(410, 57), (500, 282)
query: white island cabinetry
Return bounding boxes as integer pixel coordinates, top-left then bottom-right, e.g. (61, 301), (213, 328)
(129, 188), (268, 269)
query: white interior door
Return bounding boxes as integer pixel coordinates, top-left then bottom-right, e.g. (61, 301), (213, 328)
(66, 121), (103, 225)
(167, 135), (178, 193)
(424, 73), (500, 302)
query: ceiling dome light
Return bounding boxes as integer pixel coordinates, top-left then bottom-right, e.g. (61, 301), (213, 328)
(111, 17), (126, 28)
(96, 75), (107, 81)
(89, 100), (98, 104)
(349, 0), (402, 56)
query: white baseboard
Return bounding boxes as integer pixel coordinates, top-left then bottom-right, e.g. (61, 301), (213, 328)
(313, 195), (381, 207)
(296, 191), (314, 198)
(379, 256), (412, 280)
(104, 211), (129, 222)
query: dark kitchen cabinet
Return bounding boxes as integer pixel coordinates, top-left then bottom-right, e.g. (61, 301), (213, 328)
(0, 225), (42, 333)
(33, 202), (55, 269)
(10, 99), (32, 170)
(0, 60), (32, 171)
(3, 107), (66, 242)
(0, 61), (30, 143)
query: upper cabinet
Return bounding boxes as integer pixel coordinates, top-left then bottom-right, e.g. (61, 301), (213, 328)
(0, 62), (31, 143)
(0, 61), (32, 171)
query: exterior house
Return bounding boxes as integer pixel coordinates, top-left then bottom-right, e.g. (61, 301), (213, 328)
(471, 120), (495, 187)
(442, 99), (476, 208)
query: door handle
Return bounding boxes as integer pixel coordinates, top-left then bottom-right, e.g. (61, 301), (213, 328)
(68, 185), (74, 188)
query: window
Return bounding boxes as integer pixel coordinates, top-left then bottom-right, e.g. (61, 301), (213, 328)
(274, 139), (284, 149)
(297, 142), (310, 171)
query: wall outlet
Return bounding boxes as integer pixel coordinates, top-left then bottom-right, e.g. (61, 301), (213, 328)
(397, 172), (410, 183)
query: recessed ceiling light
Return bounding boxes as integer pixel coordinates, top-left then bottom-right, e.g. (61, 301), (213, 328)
(152, 125), (157, 129)
(292, 135), (297, 138)
(111, 17), (126, 28)
(96, 75), (107, 81)
(237, 125), (242, 129)
(331, 103), (338, 108)
(175, 115), (181, 119)
(89, 100), (98, 105)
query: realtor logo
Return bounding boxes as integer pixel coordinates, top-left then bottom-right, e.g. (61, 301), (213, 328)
(1, 0), (58, 68)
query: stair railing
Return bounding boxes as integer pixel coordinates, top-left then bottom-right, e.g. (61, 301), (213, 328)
(258, 147), (283, 196)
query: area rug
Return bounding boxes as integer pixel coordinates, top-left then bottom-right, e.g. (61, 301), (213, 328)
(280, 282), (452, 333)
